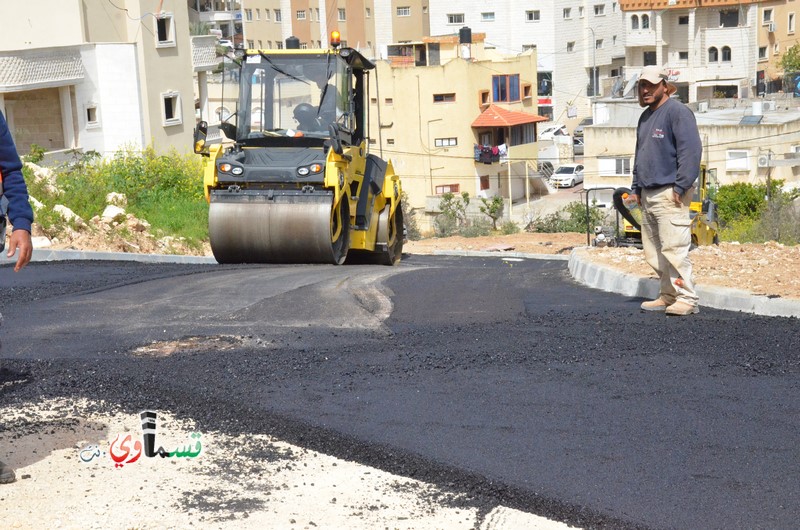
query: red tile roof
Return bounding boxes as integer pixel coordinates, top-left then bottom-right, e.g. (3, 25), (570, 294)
(471, 105), (547, 128)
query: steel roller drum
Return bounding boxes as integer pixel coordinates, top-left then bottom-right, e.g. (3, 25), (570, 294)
(209, 191), (345, 264)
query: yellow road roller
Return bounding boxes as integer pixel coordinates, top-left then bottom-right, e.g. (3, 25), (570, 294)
(194, 36), (403, 265)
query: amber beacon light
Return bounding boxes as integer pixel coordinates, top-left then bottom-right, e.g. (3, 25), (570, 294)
(330, 31), (341, 49)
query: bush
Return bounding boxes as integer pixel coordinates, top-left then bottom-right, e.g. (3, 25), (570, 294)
(400, 191), (421, 241)
(460, 219), (493, 238)
(500, 221), (520, 235)
(715, 182), (769, 225)
(527, 201), (606, 233)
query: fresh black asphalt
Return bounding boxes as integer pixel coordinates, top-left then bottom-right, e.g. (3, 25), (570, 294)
(1, 255), (798, 529)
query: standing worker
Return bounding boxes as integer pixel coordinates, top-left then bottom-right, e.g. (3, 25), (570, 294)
(629, 66), (702, 316)
(0, 108), (35, 484)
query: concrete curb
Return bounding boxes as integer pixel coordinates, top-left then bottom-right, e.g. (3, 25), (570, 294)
(1, 248), (217, 265)
(430, 249), (570, 261)
(568, 247), (800, 319)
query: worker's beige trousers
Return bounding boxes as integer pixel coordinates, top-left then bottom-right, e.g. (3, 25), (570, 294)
(640, 185), (699, 306)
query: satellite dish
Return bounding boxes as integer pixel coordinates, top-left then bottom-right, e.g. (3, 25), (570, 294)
(623, 73), (639, 98)
(612, 78), (624, 98)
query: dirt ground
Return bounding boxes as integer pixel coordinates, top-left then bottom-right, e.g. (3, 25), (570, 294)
(404, 232), (800, 300)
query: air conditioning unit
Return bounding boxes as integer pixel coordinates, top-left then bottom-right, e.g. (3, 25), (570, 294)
(762, 101), (776, 111)
(757, 155), (771, 168)
(767, 22), (776, 32)
(698, 101), (709, 113)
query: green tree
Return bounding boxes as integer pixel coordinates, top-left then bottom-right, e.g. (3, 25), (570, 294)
(779, 43), (800, 73)
(478, 196), (504, 230)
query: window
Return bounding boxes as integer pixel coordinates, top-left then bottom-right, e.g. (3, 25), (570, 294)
(510, 124), (535, 145)
(612, 2), (617, 13)
(433, 93), (456, 103)
(579, 7), (584, 17)
(479, 89), (490, 106)
(759, 46), (767, 60)
(436, 184), (460, 194)
(563, 8), (572, 19)
(258, 40), (262, 49)
(448, 13), (464, 24)
(482, 12), (495, 22)
(522, 44), (536, 52)
(642, 14), (650, 29)
(366, 8), (371, 18)
(85, 104), (99, 129)
(434, 137), (458, 147)
(161, 92), (181, 126)
(722, 46), (731, 62)
(300, 42), (308, 49)
(385, 98), (393, 105)
(632, 15), (639, 30)
(523, 83), (532, 98)
(387, 138), (395, 145)
(613, 35), (617, 45)
(643, 51), (657, 65)
(338, 8), (346, 21)
(679, 15), (689, 25)
(245, 8), (252, 21)
(247, 39), (254, 49)
(492, 74), (520, 102)
(397, 6), (410, 17)
(265, 10), (270, 20)
(275, 41), (283, 49)
(526, 10), (540, 22)
(708, 47), (718, 62)
(616, 158), (631, 175)
(679, 51), (688, 60)
(567, 41), (575, 52)
(155, 13), (175, 47)
(774, 43), (780, 55)
(255, 9), (260, 20)
(596, 39), (603, 49)
(790, 13), (796, 33)
(297, 10), (306, 20)
(480, 176), (490, 190)
(720, 9), (738, 27)
(763, 8), (773, 24)
(594, 5), (605, 16)
(275, 9), (281, 22)
(726, 150), (750, 171)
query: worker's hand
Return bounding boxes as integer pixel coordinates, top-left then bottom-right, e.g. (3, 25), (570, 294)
(7, 229), (32, 272)
(672, 191), (683, 206)
(629, 193), (641, 207)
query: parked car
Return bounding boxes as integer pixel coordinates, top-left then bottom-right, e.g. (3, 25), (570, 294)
(218, 39), (234, 51)
(573, 137), (584, 157)
(550, 164), (585, 188)
(574, 117), (593, 137)
(538, 123), (569, 140)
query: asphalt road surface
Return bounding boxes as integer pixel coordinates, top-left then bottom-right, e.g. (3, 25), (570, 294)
(1, 255), (798, 529)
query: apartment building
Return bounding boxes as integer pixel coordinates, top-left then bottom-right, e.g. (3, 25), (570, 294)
(1, 0), (197, 156)
(372, 1), (430, 58)
(188, 0), (243, 42)
(757, 1), (799, 94)
(371, 35), (545, 231)
(427, 1), (627, 132)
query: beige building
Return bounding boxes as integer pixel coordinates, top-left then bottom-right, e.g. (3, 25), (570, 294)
(582, 97), (800, 205)
(370, 34), (545, 232)
(757, 0), (799, 94)
(1, 0), (197, 156)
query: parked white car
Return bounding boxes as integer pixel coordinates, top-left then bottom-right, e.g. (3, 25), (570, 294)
(538, 123), (569, 140)
(218, 39), (234, 51)
(550, 164), (585, 188)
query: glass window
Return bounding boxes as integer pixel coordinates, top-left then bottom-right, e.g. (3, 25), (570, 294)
(632, 15), (639, 30)
(594, 5), (605, 16)
(708, 47), (719, 62)
(526, 10), (540, 22)
(397, 6), (410, 17)
(492, 75), (520, 102)
(448, 13), (465, 24)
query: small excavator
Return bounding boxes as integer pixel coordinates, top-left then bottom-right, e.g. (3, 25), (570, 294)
(193, 33), (403, 265)
(604, 165), (719, 248)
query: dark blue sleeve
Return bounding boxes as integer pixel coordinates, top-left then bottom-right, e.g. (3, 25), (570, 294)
(672, 106), (702, 196)
(0, 111), (34, 232)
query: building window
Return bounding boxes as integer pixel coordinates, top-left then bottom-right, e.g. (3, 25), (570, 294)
(275, 42), (283, 49)
(679, 51), (688, 60)
(596, 39), (603, 49)
(447, 13), (465, 24)
(613, 35), (617, 45)
(594, 5), (605, 16)
(433, 93), (456, 103)
(297, 10), (306, 20)
(631, 15), (639, 30)
(397, 6), (410, 17)
(480, 176), (490, 190)
(763, 8), (773, 24)
(338, 8), (346, 21)
(789, 13), (796, 33)
(247, 39), (254, 49)
(722, 46), (731, 61)
(612, 2), (617, 12)
(523, 83), (533, 98)
(726, 150), (750, 171)
(275, 9), (281, 22)
(708, 47), (718, 62)
(526, 10), (540, 22)
(563, 8), (572, 19)
(436, 184), (460, 194)
(155, 13), (175, 47)
(300, 42), (308, 49)
(579, 7), (585, 17)
(162, 92), (181, 126)
(679, 15), (689, 25)
(479, 89), (490, 106)
(481, 12), (495, 22)
(492, 74), (520, 102)
(774, 43), (780, 55)
(265, 10), (270, 20)
(720, 9), (738, 27)
(256, 9), (260, 20)
(245, 9), (252, 21)
(366, 7), (371, 18)
(85, 104), (100, 129)
(758, 46), (767, 60)
(385, 98), (393, 105)
(434, 137), (458, 147)
(567, 41), (575, 52)
(642, 14), (650, 29)
(616, 158), (631, 174)
(387, 138), (395, 145)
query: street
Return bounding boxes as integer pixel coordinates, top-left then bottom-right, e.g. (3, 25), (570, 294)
(1, 255), (798, 529)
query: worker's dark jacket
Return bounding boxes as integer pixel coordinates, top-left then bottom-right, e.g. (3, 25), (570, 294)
(0, 111), (34, 233)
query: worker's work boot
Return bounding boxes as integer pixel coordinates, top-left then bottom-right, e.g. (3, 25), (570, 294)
(640, 297), (672, 311)
(665, 301), (699, 316)
(0, 460), (16, 484)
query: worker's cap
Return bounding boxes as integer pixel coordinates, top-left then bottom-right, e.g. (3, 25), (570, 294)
(639, 65), (677, 95)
